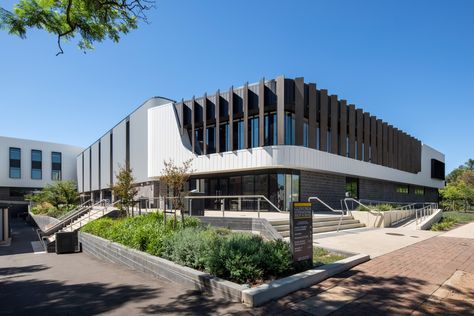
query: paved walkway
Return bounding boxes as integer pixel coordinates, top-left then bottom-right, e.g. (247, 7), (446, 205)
(256, 224), (474, 315)
(0, 219), (249, 315)
(314, 227), (441, 258)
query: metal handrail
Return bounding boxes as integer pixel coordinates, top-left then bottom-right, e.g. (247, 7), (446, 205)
(183, 194), (282, 218)
(415, 204), (435, 228)
(343, 198), (385, 220)
(42, 199), (108, 236)
(68, 199), (121, 232)
(308, 196), (345, 232)
(57, 199), (93, 221)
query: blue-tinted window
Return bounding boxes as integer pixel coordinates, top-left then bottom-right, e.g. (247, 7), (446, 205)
(31, 149), (42, 180)
(233, 120), (244, 150)
(303, 121), (309, 147)
(284, 112), (295, 145)
(219, 123), (230, 152)
(249, 116), (259, 148)
(194, 128), (203, 155)
(206, 126), (216, 154)
(51, 152), (62, 181)
(9, 147), (21, 179)
(264, 113), (277, 146)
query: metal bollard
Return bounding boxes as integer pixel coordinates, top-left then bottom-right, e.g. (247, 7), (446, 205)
(221, 199), (225, 217)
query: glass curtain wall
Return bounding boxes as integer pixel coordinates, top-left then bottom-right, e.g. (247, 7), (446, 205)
(194, 170), (300, 212)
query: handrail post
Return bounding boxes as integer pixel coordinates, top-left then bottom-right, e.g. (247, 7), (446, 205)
(257, 197), (261, 218)
(221, 198), (225, 217)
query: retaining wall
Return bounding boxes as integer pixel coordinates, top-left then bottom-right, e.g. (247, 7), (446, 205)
(196, 216), (282, 240)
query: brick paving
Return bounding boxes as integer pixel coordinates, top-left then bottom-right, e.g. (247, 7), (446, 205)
(250, 235), (474, 315)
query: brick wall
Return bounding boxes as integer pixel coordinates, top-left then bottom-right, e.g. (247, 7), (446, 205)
(300, 171), (439, 211)
(300, 170), (346, 211)
(359, 178), (439, 203)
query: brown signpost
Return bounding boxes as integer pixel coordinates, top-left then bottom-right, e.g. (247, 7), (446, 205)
(290, 202), (313, 263)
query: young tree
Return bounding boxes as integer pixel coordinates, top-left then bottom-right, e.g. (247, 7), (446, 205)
(160, 159), (193, 224)
(0, 0), (154, 55)
(112, 165), (138, 216)
(26, 180), (79, 217)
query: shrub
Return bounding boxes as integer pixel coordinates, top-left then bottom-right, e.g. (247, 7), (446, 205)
(431, 217), (457, 231)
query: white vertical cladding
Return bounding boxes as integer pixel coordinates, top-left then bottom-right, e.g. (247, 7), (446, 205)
(148, 103), (194, 178)
(112, 120), (127, 183)
(91, 141), (100, 191)
(99, 133), (111, 190)
(130, 99), (156, 183)
(76, 154), (83, 193)
(0, 136), (83, 188)
(83, 148), (91, 192)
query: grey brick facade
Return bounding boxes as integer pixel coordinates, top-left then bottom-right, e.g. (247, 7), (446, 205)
(300, 170), (439, 211)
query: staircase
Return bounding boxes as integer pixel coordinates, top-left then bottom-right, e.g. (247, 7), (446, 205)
(269, 215), (365, 238)
(39, 200), (119, 251)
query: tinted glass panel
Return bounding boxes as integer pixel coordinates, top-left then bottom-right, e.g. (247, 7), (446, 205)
(31, 169), (42, 180)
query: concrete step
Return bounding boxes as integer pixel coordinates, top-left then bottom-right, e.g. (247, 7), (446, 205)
(272, 219), (360, 232)
(313, 222), (366, 234)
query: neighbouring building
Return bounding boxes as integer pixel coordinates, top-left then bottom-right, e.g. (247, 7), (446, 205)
(76, 76), (445, 211)
(0, 136), (83, 214)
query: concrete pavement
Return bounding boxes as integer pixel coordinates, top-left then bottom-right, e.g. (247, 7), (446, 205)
(0, 219), (249, 315)
(314, 227), (441, 258)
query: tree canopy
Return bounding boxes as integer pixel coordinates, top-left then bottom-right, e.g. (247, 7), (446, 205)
(0, 0), (154, 55)
(112, 165), (138, 216)
(441, 159), (474, 211)
(26, 180), (79, 217)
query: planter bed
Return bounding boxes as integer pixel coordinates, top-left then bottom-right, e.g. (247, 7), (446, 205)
(79, 232), (369, 307)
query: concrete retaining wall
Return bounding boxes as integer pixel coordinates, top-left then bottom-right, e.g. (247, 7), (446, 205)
(419, 209), (443, 230)
(29, 212), (60, 232)
(352, 209), (416, 228)
(196, 216), (282, 240)
(79, 232), (244, 302)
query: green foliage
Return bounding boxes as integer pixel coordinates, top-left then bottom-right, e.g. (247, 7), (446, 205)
(313, 247), (346, 266)
(441, 165), (474, 212)
(431, 217), (457, 231)
(0, 0), (154, 54)
(27, 180), (79, 218)
(83, 214), (344, 285)
(356, 203), (393, 212)
(82, 212), (200, 256)
(112, 166), (138, 216)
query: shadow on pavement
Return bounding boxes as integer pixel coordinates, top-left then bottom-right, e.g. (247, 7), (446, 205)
(0, 278), (161, 315)
(141, 289), (242, 315)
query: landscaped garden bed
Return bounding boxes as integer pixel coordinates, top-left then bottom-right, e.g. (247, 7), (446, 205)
(81, 212), (345, 285)
(80, 212), (369, 306)
(431, 211), (474, 231)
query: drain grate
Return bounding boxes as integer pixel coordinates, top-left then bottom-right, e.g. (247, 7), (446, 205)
(385, 232), (405, 236)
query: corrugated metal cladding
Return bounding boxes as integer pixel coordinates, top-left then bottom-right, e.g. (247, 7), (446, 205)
(176, 76), (422, 174)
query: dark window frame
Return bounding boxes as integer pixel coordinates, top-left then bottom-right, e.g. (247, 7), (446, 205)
(51, 151), (62, 181)
(31, 149), (42, 180)
(9, 147), (21, 179)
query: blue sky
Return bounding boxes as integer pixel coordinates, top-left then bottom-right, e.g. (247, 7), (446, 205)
(0, 0), (473, 173)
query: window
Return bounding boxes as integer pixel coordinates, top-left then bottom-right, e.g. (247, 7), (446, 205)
(31, 149), (42, 179)
(264, 112), (277, 146)
(284, 112), (295, 145)
(303, 120), (309, 147)
(316, 127), (320, 150)
(345, 178), (359, 198)
(233, 120), (244, 150)
(194, 128), (203, 155)
(206, 126), (216, 154)
(415, 188), (425, 195)
(52, 152), (62, 181)
(9, 147), (21, 179)
(249, 116), (259, 148)
(219, 123), (230, 152)
(396, 185), (409, 194)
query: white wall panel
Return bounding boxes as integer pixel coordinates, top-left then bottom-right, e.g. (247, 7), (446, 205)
(0, 136), (83, 189)
(148, 105), (445, 189)
(91, 141), (100, 191)
(130, 98), (161, 183)
(77, 154), (83, 193)
(112, 120), (127, 185)
(83, 148), (91, 192)
(100, 133), (111, 190)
